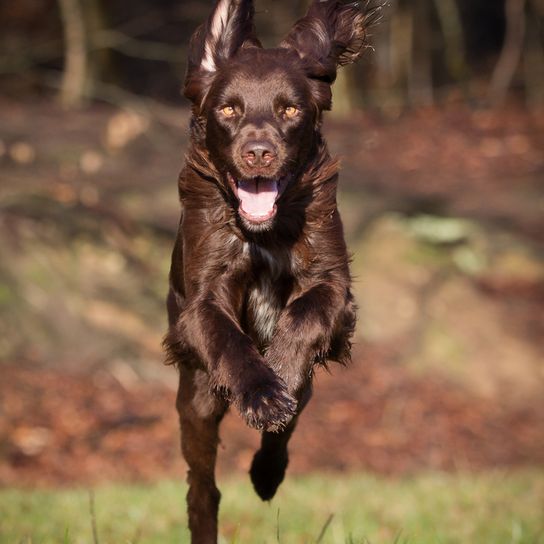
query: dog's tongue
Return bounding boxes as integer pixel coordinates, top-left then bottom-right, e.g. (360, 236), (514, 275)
(237, 179), (278, 219)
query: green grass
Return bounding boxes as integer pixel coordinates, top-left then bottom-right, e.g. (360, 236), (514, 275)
(1, 471), (543, 543)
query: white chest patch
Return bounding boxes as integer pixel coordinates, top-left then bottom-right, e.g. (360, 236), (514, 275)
(248, 277), (281, 345)
(246, 245), (288, 345)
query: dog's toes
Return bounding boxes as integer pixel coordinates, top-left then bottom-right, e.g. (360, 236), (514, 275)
(250, 448), (288, 501)
(238, 377), (297, 432)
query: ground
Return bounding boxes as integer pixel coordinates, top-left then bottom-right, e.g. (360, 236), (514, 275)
(2, 472), (544, 543)
(0, 97), (543, 488)
(1, 348), (544, 487)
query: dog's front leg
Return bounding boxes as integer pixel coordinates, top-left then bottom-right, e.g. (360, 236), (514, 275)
(265, 281), (353, 394)
(250, 282), (352, 500)
(174, 294), (297, 431)
(249, 384), (312, 501)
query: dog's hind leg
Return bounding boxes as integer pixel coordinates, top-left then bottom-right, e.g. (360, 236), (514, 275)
(177, 366), (227, 544)
(249, 384), (312, 501)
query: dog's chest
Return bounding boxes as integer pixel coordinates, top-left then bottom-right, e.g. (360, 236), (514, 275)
(245, 244), (290, 346)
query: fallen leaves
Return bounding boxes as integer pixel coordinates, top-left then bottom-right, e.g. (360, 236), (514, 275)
(1, 348), (543, 488)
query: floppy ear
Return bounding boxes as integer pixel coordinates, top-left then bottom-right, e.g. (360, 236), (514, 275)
(280, 0), (379, 83)
(184, 0), (260, 103)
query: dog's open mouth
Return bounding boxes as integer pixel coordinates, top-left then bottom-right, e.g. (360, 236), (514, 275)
(237, 178), (279, 222)
(229, 174), (285, 223)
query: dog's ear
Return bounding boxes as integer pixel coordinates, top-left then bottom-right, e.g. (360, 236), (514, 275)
(184, 0), (260, 104)
(280, 0), (377, 83)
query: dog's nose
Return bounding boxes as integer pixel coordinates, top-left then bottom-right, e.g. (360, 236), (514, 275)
(241, 141), (277, 168)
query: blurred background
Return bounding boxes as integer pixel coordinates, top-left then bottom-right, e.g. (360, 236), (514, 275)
(0, 0), (543, 541)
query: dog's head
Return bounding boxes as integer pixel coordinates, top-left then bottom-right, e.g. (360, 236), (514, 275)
(184, 0), (375, 232)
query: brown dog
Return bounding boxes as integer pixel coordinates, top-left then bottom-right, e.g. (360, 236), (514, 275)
(164, 1), (376, 541)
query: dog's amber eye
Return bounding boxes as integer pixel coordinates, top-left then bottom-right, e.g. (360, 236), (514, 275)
(285, 106), (298, 118)
(221, 106), (236, 118)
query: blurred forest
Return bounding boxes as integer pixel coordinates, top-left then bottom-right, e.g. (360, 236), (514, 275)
(0, 0), (543, 486)
(1, 0), (544, 109)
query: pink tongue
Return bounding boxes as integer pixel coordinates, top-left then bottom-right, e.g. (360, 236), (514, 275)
(238, 179), (278, 218)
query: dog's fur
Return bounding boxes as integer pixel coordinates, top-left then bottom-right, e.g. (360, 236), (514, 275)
(164, 1), (377, 542)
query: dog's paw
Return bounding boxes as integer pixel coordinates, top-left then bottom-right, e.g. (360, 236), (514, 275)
(236, 372), (297, 432)
(250, 448), (288, 501)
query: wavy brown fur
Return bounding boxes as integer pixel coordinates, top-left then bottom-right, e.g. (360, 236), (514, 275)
(164, 1), (373, 542)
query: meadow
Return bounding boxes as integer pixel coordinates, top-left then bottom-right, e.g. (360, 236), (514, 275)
(2, 471), (543, 544)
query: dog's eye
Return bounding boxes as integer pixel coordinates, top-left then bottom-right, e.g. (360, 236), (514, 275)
(284, 106), (299, 118)
(221, 106), (236, 118)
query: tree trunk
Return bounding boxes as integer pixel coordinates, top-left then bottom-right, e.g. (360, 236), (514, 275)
(489, 0), (527, 105)
(58, 0), (88, 108)
(390, 3), (414, 107)
(432, 0), (469, 85)
(331, 68), (357, 118)
(524, 0), (544, 107)
(84, 0), (114, 94)
(409, 0), (433, 106)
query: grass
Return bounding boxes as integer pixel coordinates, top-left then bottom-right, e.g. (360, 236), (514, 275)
(1, 470), (543, 543)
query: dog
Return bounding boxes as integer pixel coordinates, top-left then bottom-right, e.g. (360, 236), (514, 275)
(164, 1), (376, 541)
